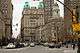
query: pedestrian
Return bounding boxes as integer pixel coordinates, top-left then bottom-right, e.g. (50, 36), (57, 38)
(72, 43), (75, 50)
(1, 42), (2, 49)
(77, 38), (80, 53)
(66, 44), (68, 48)
(0, 39), (3, 49)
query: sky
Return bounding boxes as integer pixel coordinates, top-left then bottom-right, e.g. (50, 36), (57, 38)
(11, 0), (64, 38)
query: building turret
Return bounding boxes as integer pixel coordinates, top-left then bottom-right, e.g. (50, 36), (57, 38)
(24, 2), (30, 9)
(38, 2), (44, 9)
(52, 2), (60, 18)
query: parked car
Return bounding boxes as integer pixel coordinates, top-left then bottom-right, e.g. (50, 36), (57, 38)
(35, 42), (41, 45)
(48, 43), (55, 48)
(30, 43), (35, 47)
(55, 43), (61, 48)
(72, 41), (78, 46)
(43, 42), (49, 47)
(23, 43), (29, 47)
(6, 43), (15, 49)
(40, 43), (44, 45)
(15, 42), (24, 48)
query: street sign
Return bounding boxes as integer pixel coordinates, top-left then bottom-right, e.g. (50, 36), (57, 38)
(72, 23), (80, 31)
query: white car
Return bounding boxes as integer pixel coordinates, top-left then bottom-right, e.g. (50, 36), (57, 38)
(30, 43), (35, 47)
(48, 43), (55, 48)
(43, 42), (49, 46)
(23, 43), (29, 47)
(6, 43), (15, 49)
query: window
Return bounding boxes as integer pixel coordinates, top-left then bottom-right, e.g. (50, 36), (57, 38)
(5, 10), (7, 14)
(57, 11), (58, 14)
(2, 9), (7, 14)
(2, 0), (7, 2)
(2, 10), (5, 13)
(5, 5), (7, 8)
(26, 5), (28, 7)
(30, 20), (34, 22)
(41, 15), (43, 18)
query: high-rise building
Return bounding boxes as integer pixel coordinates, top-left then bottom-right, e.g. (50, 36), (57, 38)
(0, 0), (13, 40)
(21, 2), (44, 42)
(0, 0), (5, 40)
(0, 0), (1, 8)
(46, 2), (64, 42)
(52, 2), (60, 18)
(21, 0), (64, 42)
(0, 2), (5, 39)
(43, 0), (54, 23)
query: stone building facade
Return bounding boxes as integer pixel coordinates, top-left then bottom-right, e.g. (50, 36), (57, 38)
(21, 2), (44, 42)
(43, 0), (54, 23)
(21, 1), (64, 42)
(0, 0), (13, 40)
(41, 2), (64, 42)
(0, 11), (5, 39)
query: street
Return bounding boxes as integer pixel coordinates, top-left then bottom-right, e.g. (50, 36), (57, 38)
(0, 46), (77, 53)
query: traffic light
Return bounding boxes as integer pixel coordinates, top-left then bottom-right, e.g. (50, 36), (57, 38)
(72, 23), (80, 31)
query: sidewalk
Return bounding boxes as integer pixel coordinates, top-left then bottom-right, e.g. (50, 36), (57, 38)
(63, 48), (77, 53)
(0, 46), (7, 49)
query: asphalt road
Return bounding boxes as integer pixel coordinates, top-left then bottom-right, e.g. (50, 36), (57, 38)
(0, 46), (77, 53)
